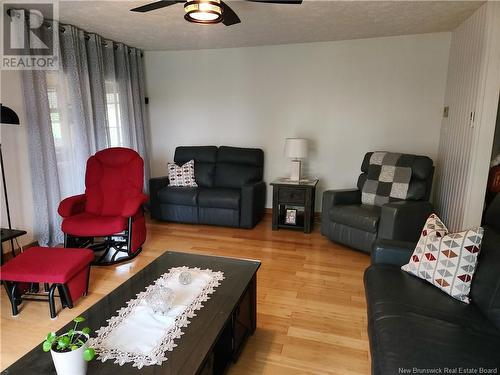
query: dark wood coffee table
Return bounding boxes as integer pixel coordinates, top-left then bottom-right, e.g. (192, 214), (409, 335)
(2, 251), (260, 375)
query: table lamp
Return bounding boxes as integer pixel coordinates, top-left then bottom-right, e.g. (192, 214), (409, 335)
(284, 138), (308, 181)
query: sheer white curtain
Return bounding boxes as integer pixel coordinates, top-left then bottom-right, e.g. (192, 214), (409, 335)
(21, 18), (149, 246)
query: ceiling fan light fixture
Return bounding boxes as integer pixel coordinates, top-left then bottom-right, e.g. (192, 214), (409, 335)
(184, 0), (223, 24)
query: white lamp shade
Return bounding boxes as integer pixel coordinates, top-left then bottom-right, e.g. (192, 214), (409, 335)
(284, 138), (308, 159)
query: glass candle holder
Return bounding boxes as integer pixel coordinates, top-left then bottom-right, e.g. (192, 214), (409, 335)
(146, 286), (175, 315)
(179, 271), (192, 285)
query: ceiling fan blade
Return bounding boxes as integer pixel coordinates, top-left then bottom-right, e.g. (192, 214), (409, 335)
(246, 0), (302, 3)
(221, 1), (241, 26)
(130, 1), (179, 13)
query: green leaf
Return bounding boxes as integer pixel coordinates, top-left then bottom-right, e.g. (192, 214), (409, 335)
(67, 329), (74, 336)
(46, 332), (56, 343)
(81, 327), (91, 335)
(58, 336), (70, 349)
(42, 341), (52, 352)
(83, 347), (95, 361)
(73, 316), (85, 323)
(71, 345), (79, 351)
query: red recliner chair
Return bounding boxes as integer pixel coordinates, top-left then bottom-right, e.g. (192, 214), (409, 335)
(58, 147), (147, 265)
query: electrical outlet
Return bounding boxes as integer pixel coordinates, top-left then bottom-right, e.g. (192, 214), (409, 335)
(469, 111), (475, 127)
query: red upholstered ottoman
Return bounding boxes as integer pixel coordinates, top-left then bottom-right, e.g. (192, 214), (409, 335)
(0, 247), (93, 319)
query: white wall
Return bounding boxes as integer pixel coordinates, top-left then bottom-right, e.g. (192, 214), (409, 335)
(0, 70), (35, 251)
(145, 33), (451, 210)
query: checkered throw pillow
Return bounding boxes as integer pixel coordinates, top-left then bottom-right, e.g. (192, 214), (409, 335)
(167, 160), (198, 187)
(361, 152), (413, 206)
(402, 214), (484, 304)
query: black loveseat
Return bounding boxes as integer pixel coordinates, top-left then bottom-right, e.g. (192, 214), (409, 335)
(321, 152), (434, 253)
(149, 146), (266, 228)
(364, 195), (500, 374)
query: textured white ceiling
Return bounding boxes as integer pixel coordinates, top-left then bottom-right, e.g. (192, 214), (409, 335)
(56, 0), (483, 50)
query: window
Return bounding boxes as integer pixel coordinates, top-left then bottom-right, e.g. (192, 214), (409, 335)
(46, 72), (64, 149)
(46, 78), (126, 149)
(47, 88), (62, 146)
(105, 81), (123, 147)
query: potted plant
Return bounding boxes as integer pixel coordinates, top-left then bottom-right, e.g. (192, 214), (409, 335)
(42, 316), (96, 375)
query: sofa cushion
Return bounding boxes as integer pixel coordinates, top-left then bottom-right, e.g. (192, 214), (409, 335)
(471, 223), (500, 330)
(215, 147), (264, 188)
(364, 265), (500, 374)
(198, 188), (240, 210)
(174, 146), (217, 188)
(158, 187), (199, 206)
(329, 204), (381, 233)
(62, 213), (127, 236)
(217, 146), (264, 166)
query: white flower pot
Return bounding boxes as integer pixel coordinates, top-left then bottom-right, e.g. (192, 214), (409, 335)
(50, 332), (89, 375)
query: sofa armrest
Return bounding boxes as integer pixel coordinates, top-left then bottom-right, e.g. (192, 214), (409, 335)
(149, 176), (169, 219)
(122, 193), (148, 218)
(378, 200), (433, 242)
(240, 181), (266, 228)
(323, 189), (361, 209)
(58, 194), (86, 218)
(372, 239), (416, 266)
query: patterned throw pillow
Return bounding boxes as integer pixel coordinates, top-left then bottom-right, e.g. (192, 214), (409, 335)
(401, 214), (484, 303)
(167, 160), (198, 187)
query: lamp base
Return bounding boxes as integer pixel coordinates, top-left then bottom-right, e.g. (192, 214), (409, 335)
(290, 160), (301, 181)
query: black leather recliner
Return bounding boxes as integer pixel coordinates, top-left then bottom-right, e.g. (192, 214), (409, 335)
(149, 146), (266, 228)
(364, 194), (500, 374)
(321, 152), (434, 253)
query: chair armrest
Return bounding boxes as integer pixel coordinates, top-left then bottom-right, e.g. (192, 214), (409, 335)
(372, 239), (416, 266)
(378, 200), (433, 242)
(322, 189), (361, 211)
(149, 176), (169, 219)
(122, 193), (148, 217)
(321, 189), (361, 236)
(240, 181), (266, 228)
(58, 194), (86, 218)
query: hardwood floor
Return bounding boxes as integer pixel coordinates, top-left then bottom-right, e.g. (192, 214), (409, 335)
(0, 214), (371, 374)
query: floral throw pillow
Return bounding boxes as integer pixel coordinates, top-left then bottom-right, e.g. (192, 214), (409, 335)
(167, 160), (198, 187)
(401, 214), (484, 303)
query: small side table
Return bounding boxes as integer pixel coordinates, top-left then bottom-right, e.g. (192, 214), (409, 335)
(1, 228), (27, 265)
(271, 178), (319, 234)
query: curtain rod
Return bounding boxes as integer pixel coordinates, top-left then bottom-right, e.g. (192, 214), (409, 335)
(6, 8), (143, 57)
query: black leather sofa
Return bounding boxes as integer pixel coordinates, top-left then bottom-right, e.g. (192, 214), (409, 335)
(149, 146), (266, 228)
(321, 152), (434, 253)
(364, 195), (500, 374)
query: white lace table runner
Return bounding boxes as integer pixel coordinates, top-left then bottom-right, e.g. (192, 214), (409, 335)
(89, 266), (224, 368)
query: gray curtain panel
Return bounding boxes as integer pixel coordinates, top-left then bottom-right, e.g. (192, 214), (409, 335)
(20, 18), (149, 246)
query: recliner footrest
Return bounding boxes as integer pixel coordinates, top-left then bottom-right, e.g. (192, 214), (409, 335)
(0, 247), (93, 318)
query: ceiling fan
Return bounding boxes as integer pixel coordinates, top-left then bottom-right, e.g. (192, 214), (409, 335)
(130, 0), (302, 26)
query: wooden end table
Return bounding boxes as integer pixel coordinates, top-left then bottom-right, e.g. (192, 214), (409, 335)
(271, 178), (319, 234)
(1, 228), (27, 265)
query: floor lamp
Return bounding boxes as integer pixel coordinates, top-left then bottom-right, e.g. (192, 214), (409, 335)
(1, 104), (21, 259)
